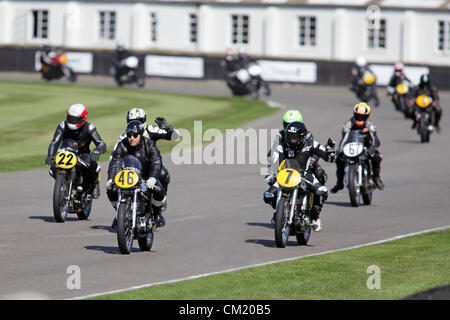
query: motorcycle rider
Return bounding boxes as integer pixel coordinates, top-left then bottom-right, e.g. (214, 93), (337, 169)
(45, 103), (107, 199)
(275, 121), (336, 232)
(350, 56), (380, 107)
(264, 110), (328, 214)
(112, 41), (133, 85)
(386, 63), (411, 107)
(410, 74), (442, 132)
(106, 120), (167, 228)
(330, 102), (384, 194)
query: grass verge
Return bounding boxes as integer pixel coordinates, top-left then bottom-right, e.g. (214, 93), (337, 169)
(91, 229), (450, 300)
(0, 81), (278, 172)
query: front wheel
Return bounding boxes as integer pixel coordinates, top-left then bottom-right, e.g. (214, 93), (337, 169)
(274, 197), (290, 248)
(53, 173), (69, 222)
(117, 201), (134, 254)
(348, 165), (360, 207)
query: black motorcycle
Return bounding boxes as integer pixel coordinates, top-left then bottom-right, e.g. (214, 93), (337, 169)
(51, 139), (93, 222)
(111, 56), (145, 88)
(414, 95), (434, 143)
(352, 70), (377, 106)
(340, 131), (375, 207)
(112, 155), (155, 254)
(226, 62), (270, 99)
(40, 51), (77, 83)
(391, 81), (413, 118)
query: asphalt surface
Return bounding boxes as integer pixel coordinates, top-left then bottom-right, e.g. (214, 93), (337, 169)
(0, 73), (449, 299)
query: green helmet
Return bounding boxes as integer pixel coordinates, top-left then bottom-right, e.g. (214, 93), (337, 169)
(283, 110), (304, 129)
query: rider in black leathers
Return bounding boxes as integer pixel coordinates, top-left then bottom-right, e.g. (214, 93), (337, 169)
(330, 102), (384, 194)
(386, 63), (412, 109)
(107, 120), (167, 228)
(46, 103), (107, 199)
(277, 122), (336, 232)
(350, 57), (380, 107)
(410, 74), (442, 132)
(112, 41), (132, 85)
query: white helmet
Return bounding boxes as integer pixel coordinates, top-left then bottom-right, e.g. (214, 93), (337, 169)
(126, 107), (147, 127)
(66, 103), (88, 131)
(356, 56), (367, 67)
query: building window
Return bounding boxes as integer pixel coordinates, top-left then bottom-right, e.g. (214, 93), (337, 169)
(32, 10), (48, 39)
(438, 20), (450, 52)
(99, 11), (116, 40)
(231, 14), (249, 44)
(189, 13), (198, 44)
(298, 16), (316, 47)
(368, 18), (386, 49)
(150, 12), (157, 42)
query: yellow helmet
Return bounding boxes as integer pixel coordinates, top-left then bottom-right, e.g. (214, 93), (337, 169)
(353, 102), (371, 127)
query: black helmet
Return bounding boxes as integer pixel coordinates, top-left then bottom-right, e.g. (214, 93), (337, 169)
(419, 74), (430, 88)
(285, 121), (308, 149)
(126, 120), (145, 136)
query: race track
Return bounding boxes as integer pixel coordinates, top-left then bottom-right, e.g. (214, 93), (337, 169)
(0, 74), (449, 299)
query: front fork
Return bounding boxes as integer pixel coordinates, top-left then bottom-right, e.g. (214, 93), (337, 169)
(116, 189), (138, 230)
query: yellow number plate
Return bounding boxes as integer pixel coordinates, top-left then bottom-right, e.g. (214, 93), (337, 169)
(55, 151), (77, 169)
(363, 73), (375, 85)
(114, 170), (139, 189)
(396, 83), (408, 94)
(277, 168), (301, 188)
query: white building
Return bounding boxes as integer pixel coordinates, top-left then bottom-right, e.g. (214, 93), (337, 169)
(0, 0), (449, 66)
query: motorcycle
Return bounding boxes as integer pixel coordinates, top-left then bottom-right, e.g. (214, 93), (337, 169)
(111, 56), (145, 88)
(392, 81), (413, 118)
(41, 51), (77, 83)
(113, 155), (155, 254)
(414, 95), (434, 143)
(51, 139), (94, 222)
(227, 62), (270, 99)
(352, 70), (377, 106)
(341, 130), (375, 207)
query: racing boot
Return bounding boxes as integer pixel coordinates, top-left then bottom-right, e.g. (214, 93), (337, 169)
(152, 205), (165, 228)
(92, 181), (100, 199)
(330, 170), (345, 193)
(372, 167), (385, 190)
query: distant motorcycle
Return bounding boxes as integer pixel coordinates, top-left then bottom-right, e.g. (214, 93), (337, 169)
(226, 62), (270, 99)
(414, 95), (434, 143)
(391, 81), (413, 118)
(51, 139), (94, 222)
(341, 130), (375, 207)
(352, 71), (377, 106)
(41, 51), (77, 82)
(111, 56), (145, 88)
(113, 155), (155, 254)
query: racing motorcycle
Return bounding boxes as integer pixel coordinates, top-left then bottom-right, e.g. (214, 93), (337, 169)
(352, 70), (377, 107)
(41, 51), (77, 83)
(414, 95), (434, 143)
(227, 62), (270, 99)
(392, 81), (413, 118)
(52, 139), (94, 222)
(113, 155), (155, 254)
(340, 130), (375, 207)
(111, 56), (145, 88)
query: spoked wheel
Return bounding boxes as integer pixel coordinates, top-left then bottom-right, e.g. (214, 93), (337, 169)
(53, 174), (69, 222)
(117, 201), (134, 254)
(348, 165), (360, 207)
(77, 194), (92, 220)
(274, 197), (290, 248)
(296, 226), (311, 245)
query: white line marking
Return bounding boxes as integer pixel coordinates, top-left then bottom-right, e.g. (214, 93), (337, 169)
(70, 225), (450, 300)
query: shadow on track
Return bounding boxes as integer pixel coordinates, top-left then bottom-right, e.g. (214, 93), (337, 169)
(247, 222), (273, 230)
(84, 245), (148, 254)
(29, 216), (79, 223)
(91, 225), (116, 233)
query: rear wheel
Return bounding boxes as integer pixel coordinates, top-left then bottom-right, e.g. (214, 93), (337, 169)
(274, 197), (290, 248)
(117, 201), (134, 254)
(138, 231), (153, 251)
(296, 226), (311, 245)
(348, 165), (360, 207)
(76, 194), (92, 220)
(53, 173), (69, 222)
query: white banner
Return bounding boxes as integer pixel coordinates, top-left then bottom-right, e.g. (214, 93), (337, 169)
(145, 55), (204, 78)
(258, 60), (317, 83)
(34, 51), (93, 73)
(369, 64), (430, 86)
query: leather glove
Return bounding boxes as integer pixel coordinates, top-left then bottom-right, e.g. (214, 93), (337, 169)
(106, 179), (114, 190)
(90, 150), (100, 162)
(146, 177), (157, 190)
(265, 174), (275, 185)
(368, 146), (376, 157)
(45, 155), (53, 166)
(326, 146), (336, 163)
(155, 117), (172, 131)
